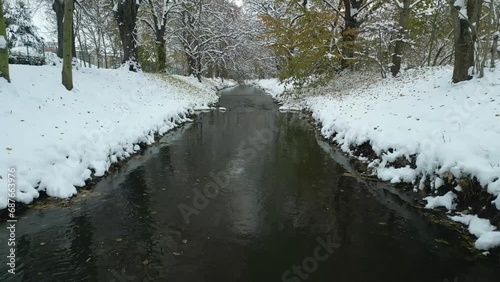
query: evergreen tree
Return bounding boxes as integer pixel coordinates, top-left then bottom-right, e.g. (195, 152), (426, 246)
(4, 0), (44, 49)
(3, 0), (44, 64)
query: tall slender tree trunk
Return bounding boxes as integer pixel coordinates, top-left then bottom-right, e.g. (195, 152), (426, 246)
(391, 0), (411, 77)
(53, 0), (76, 59)
(102, 35), (108, 69)
(450, 0), (483, 83)
(76, 31), (86, 67)
(186, 52), (196, 76)
(491, 35), (498, 68)
(53, 0), (64, 58)
(156, 35), (166, 72)
(114, 0), (141, 71)
(62, 0), (74, 90)
(0, 0), (10, 82)
(426, 13), (439, 66)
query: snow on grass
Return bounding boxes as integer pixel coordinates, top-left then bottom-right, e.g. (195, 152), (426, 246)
(307, 66), (500, 198)
(424, 191), (457, 210)
(252, 79), (304, 112)
(450, 213), (500, 250)
(252, 78), (287, 99)
(0, 65), (225, 209)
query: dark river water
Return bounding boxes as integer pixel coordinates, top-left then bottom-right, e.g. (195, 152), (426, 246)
(1, 85), (500, 282)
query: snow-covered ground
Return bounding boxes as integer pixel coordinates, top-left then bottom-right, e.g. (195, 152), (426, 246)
(252, 78), (288, 99)
(256, 66), (500, 251)
(0, 64), (234, 209)
(252, 79), (302, 112)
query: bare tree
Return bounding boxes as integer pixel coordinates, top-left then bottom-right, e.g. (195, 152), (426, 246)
(141, 0), (179, 72)
(114, 0), (141, 71)
(450, 0), (483, 83)
(0, 0), (10, 82)
(390, 0), (411, 76)
(62, 0), (74, 90)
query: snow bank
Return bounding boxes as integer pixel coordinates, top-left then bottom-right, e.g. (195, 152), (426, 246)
(0, 65), (221, 209)
(450, 213), (500, 250)
(258, 66), (500, 250)
(252, 78), (288, 99)
(173, 75), (237, 91)
(308, 66), (500, 196)
(306, 67), (500, 249)
(252, 79), (306, 112)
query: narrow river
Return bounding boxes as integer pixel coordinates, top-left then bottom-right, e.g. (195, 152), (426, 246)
(1, 85), (499, 282)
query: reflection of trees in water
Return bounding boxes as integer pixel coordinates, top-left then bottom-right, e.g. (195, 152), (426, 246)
(116, 167), (157, 279)
(69, 213), (97, 280)
(12, 211), (97, 281)
(266, 112), (361, 243)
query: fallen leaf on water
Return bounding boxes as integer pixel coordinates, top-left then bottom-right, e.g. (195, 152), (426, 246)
(115, 237), (123, 242)
(173, 252), (181, 256)
(40, 242), (46, 246)
(378, 222), (386, 225)
(142, 259), (149, 265)
(182, 239), (188, 244)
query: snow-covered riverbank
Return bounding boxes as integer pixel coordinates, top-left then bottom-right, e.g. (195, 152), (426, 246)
(0, 65), (234, 209)
(256, 67), (500, 251)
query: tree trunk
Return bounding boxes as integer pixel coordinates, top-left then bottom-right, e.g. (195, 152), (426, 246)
(53, 0), (64, 58)
(0, 0), (10, 82)
(102, 35), (108, 69)
(62, 0), (74, 90)
(340, 0), (363, 68)
(391, 0), (411, 77)
(491, 35), (498, 68)
(53, 0), (76, 59)
(426, 13), (439, 66)
(186, 53), (196, 76)
(76, 31), (86, 67)
(450, 0), (483, 83)
(196, 55), (202, 82)
(156, 35), (166, 72)
(114, 0), (141, 71)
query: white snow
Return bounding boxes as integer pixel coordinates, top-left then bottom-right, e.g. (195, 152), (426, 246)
(10, 46), (43, 57)
(252, 79), (305, 111)
(0, 65), (233, 208)
(424, 191), (457, 210)
(252, 78), (288, 99)
(0, 36), (6, 49)
(450, 214), (500, 250)
(279, 105), (301, 112)
(306, 67), (500, 201)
